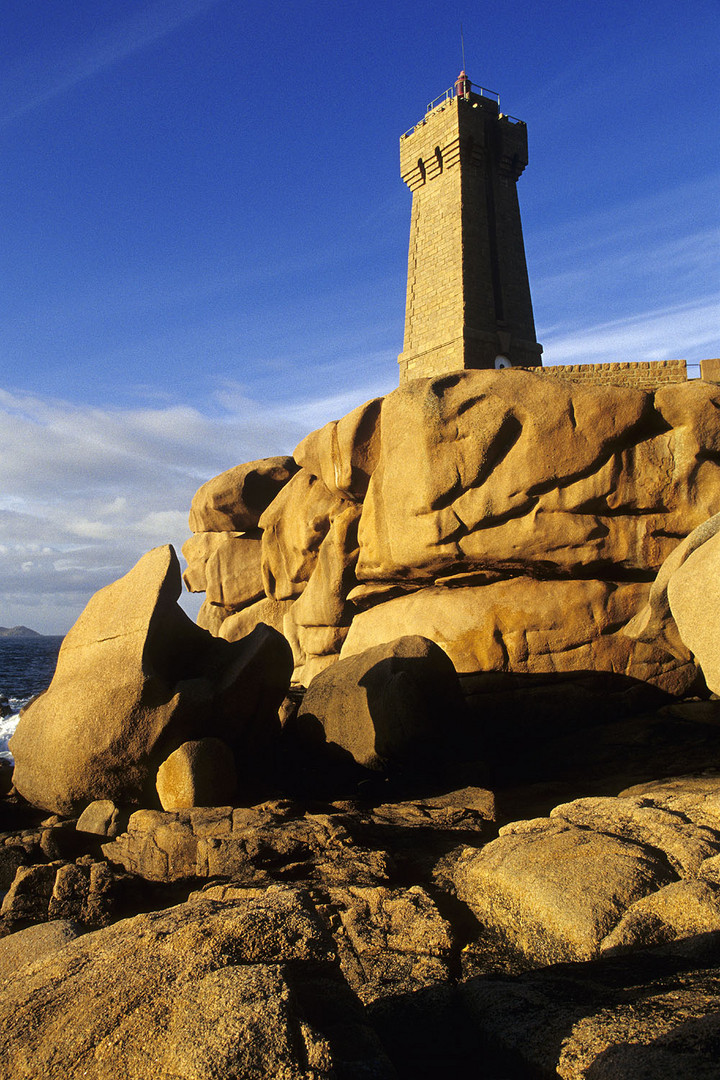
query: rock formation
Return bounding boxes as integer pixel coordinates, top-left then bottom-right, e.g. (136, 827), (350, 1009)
(183, 371), (720, 690)
(3, 777), (720, 1078)
(10, 546), (293, 815)
(0, 888), (396, 1079)
(4, 368), (720, 1077)
(293, 635), (468, 772)
(448, 775), (720, 966)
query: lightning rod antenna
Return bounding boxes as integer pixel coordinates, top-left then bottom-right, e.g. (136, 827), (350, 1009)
(460, 22), (466, 71)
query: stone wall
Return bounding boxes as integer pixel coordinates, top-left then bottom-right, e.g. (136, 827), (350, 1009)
(520, 358), (689, 390)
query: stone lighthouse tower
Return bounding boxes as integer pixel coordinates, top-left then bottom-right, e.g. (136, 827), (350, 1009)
(397, 74), (543, 381)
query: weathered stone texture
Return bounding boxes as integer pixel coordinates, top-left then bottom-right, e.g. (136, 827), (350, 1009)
(183, 371), (720, 686)
(462, 961), (720, 1080)
(0, 858), (132, 931)
(182, 530), (264, 607)
(219, 597), (294, 642)
(103, 802), (393, 887)
(452, 822), (675, 965)
(340, 579), (694, 694)
(0, 888), (395, 1080)
(188, 456), (298, 533)
(9, 546), (292, 814)
(293, 397), (383, 502)
(356, 374), (719, 584)
(449, 777), (720, 968)
(0, 920), (80, 982)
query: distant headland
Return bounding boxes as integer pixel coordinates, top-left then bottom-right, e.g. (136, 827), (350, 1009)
(0, 626), (44, 639)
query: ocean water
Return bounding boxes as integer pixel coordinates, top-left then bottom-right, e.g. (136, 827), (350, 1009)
(0, 637), (64, 761)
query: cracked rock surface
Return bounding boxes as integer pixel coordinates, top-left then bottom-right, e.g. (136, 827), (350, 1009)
(2, 776), (720, 1078)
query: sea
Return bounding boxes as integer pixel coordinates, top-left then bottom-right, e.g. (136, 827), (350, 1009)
(0, 637), (64, 762)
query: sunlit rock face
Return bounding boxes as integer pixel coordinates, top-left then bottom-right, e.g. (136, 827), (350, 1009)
(10, 546), (293, 815)
(183, 371), (720, 690)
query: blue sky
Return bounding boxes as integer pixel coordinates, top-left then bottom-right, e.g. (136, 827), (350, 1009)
(1, 0), (719, 634)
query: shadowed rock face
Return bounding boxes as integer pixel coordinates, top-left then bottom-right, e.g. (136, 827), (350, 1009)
(10, 546), (293, 815)
(293, 636), (469, 771)
(184, 372), (720, 687)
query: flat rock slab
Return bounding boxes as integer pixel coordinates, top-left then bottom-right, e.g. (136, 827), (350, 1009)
(549, 792), (720, 875)
(371, 786), (495, 832)
(102, 801), (393, 887)
(0, 886), (395, 1080)
(450, 776), (720, 968)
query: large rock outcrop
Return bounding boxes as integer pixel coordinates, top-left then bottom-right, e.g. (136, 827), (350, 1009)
(183, 456), (298, 635)
(10, 546), (293, 815)
(188, 455), (298, 533)
(183, 372), (720, 688)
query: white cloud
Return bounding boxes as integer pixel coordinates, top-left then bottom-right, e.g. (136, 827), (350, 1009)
(67, 520), (119, 541)
(528, 172), (720, 367)
(136, 510), (190, 537)
(0, 381), (385, 635)
(541, 297), (720, 368)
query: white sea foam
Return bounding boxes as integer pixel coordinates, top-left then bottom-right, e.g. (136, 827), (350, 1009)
(0, 715), (19, 762)
(0, 698), (29, 762)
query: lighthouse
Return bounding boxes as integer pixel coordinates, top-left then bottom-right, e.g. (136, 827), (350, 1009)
(397, 75), (542, 381)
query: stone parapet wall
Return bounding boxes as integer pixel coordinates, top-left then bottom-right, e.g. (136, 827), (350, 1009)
(701, 358), (720, 383)
(520, 358), (688, 389)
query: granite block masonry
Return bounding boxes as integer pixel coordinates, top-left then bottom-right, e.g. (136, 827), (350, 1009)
(398, 79), (542, 380)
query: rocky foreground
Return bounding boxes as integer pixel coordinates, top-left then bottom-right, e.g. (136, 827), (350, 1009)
(3, 760), (720, 1077)
(3, 369), (720, 1077)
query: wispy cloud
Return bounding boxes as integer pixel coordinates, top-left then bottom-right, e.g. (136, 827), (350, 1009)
(0, 382), (384, 634)
(0, 0), (224, 126)
(541, 297), (720, 367)
(528, 172), (720, 365)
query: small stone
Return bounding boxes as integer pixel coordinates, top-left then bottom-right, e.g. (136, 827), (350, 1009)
(76, 800), (124, 838)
